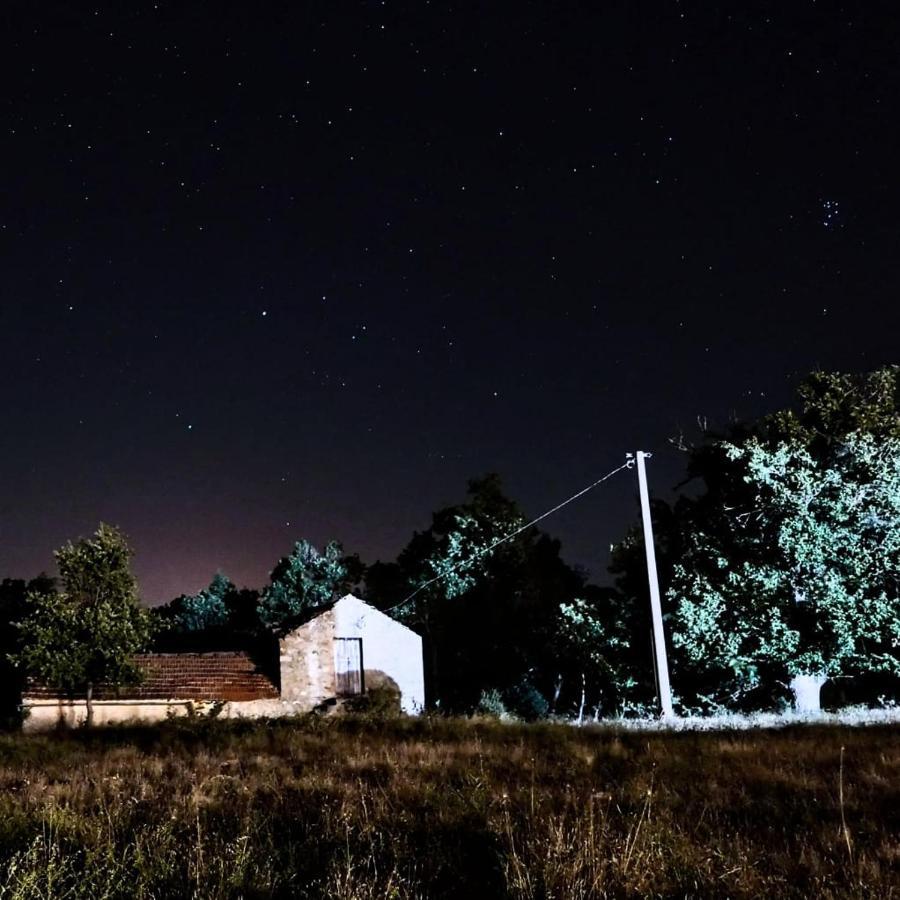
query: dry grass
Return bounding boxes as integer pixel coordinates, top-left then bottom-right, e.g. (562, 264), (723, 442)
(0, 716), (897, 898)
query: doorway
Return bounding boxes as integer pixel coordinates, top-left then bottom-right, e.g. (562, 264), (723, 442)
(334, 637), (364, 696)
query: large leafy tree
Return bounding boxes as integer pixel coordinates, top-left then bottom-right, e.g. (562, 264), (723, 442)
(153, 572), (263, 648)
(621, 366), (900, 712)
(367, 475), (586, 713)
(672, 432), (900, 712)
(257, 539), (360, 634)
(12, 525), (153, 726)
(552, 586), (645, 720)
(175, 571), (234, 632)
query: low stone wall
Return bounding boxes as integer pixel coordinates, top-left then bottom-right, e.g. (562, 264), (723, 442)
(21, 698), (315, 732)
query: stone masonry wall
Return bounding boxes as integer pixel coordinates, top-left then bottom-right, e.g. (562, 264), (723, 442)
(278, 608), (336, 707)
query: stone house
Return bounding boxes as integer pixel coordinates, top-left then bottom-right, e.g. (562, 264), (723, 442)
(279, 593), (424, 715)
(22, 594), (425, 730)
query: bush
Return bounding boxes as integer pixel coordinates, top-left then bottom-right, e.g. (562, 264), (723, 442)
(344, 684), (402, 718)
(474, 688), (514, 720)
(503, 680), (550, 721)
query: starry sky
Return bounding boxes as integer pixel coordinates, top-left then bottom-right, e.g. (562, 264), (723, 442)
(2, 2), (899, 604)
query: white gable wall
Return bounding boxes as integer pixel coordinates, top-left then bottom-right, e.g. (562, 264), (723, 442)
(333, 594), (425, 714)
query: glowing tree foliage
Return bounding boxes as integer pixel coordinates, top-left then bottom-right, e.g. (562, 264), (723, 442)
(404, 510), (520, 611)
(390, 504), (523, 706)
(389, 476), (527, 628)
(368, 474), (588, 711)
(258, 539), (349, 633)
(556, 595), (638, 720)
(178, 572), (233, 632)
(12, 524), (153, 726)
(671, 433), (900, 712)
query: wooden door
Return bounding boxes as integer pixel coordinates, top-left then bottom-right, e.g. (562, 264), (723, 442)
(334, 638), (364, 695)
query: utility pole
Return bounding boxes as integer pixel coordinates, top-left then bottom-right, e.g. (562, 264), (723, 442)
(628, 451), (675, 719)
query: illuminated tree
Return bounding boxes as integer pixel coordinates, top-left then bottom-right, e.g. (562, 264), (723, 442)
(370, 474), (586, 712)
(554, 591), (639, 720)
(604, 367), (900, 712)
(671, 433), (900, 712)
(178, 571), (232, 631)
(12, 524), (153, 726)
(258, 539), (351, 633)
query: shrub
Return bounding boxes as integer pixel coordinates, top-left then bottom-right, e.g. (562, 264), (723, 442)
(475, 688), (514, 720)
(503, 680), (550, 721)
(344, 684), (402, 718)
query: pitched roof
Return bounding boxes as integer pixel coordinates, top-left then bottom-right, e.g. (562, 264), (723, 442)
(24, 653), (279, 702)
(281, 593), (409, 633)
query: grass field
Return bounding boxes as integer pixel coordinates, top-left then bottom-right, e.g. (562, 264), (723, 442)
(0, 716), (897, 898)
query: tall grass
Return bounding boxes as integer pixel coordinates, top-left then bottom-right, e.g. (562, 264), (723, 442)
(0, 717), (896, 898)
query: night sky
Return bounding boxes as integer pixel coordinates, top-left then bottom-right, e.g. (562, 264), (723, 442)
(3, 2), (899, 604)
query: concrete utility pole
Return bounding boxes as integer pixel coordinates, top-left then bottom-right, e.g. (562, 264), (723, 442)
(630, 451), (675, 719)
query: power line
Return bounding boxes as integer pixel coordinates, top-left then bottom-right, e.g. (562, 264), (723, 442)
(385, 459), (634, 613)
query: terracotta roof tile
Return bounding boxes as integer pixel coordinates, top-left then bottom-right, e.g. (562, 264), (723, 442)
(24, 653), (279, 702)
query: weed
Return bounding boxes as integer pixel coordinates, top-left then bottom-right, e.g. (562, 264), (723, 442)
(0, 718), (895, 898)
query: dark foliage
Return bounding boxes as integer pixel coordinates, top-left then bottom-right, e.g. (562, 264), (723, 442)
(0, 576), (55, 729)
(366, 474), (588, 713)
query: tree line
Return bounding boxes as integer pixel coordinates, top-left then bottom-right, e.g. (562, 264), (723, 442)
(2, 366), (899, 725)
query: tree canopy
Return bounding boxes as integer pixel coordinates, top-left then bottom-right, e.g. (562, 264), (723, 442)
(616, 366), (900, 712)
(258, 539), (360, 634)
(672, 431), (900, 710)
(11, 524), (153, 725)
(177, 571), (232, 632)
(151, 571), (266, 655)
(367, 474), (589, 714)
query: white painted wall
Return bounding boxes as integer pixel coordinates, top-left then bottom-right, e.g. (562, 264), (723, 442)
(21, 698), (295, 731)
(332, 594), (425, 714)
